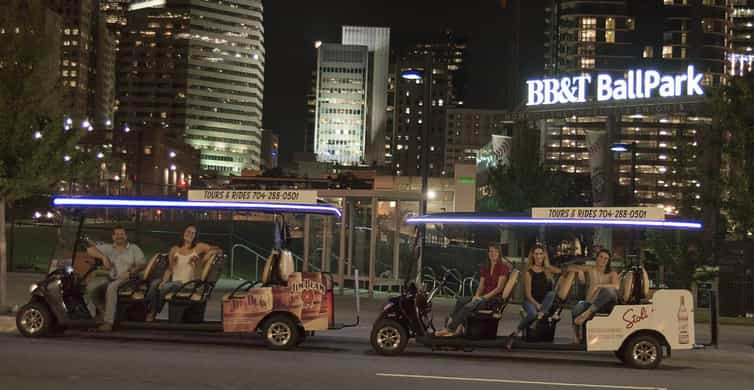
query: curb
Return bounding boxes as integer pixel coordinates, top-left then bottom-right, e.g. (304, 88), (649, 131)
(0, 315), (16, 333)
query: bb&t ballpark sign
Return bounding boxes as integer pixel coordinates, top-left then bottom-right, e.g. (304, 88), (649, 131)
(526, 65), (704, 106)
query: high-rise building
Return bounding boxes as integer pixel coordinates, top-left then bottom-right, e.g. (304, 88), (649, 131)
(341, 26), (390, 165)
(729, 0), (754, 75)
(534, 0), (727, 211)
(313, 43), (369, 166)
(389, 31), (467, 177)
(116, 0), (265, 174)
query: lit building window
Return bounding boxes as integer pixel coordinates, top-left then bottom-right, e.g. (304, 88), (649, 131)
(663, 45), (673, 58)
(580, 57), (595, 69)
(605, 30), (615, 43)
(643, 46), (654, 58)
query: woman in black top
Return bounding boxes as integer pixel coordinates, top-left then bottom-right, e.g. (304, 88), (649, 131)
(506, 244), (561, 347)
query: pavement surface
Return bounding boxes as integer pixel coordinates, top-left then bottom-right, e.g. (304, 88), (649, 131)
(1, 272), (753, 390)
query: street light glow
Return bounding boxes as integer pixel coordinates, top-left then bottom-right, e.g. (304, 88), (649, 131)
(610, 144), (629, 153)
(96, 152), (104, 159)
(82, 119), (91, 129)
(33, 131), (42, 139)
(401, 70), (423, 80)
(63, 155), (71, 162)
(169, 151), (176, 158)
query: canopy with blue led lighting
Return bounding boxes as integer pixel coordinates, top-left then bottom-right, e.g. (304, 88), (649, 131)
(52, 196), (342, 218)
(406, 213), (702, 230)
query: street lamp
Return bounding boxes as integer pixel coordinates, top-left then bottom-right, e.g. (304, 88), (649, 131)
(610, 142), (638, 254)
(610, 142), (638, 204)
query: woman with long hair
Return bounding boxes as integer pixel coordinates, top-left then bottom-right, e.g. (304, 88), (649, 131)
(434, 242), (511, 337)
(506, 244), (561, 348)
(145, 225), (218, 321)
(567, 248), (620, 341)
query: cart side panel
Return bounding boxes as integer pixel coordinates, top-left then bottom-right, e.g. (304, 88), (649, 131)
(586, 289), (695, 352)
(222, 272), (330, 332)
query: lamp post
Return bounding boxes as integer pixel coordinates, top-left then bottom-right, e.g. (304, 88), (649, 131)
(610, 142), (638, 254)
(401, 67), (431, 283)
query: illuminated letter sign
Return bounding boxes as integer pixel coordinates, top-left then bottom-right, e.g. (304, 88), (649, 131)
(526, 66), (704, 106)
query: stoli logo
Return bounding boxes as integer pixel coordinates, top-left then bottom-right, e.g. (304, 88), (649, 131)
(622, 307), (650, 329)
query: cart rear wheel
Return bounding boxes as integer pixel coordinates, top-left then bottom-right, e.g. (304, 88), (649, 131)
(262, 314), (300, 350)
(371, 319), (408, 356)
(623, 334), (663, 369)
(16, 303), (53, 338)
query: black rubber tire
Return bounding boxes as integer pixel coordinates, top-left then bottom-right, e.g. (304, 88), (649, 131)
(261, 314), (300, 351)
(16, 302), (53, 338)
(623, 334), (663, 369)
(371, 318), (409, 356)
(614, 348), (626, 363)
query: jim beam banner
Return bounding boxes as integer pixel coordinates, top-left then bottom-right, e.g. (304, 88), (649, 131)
(188, 189), (318, 204)
(476, 135), (513, 174)
(532, 207), (665, 221)
(222, 272), (329, 333)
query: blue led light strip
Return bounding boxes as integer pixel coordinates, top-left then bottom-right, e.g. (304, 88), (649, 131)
(406, 216), (701, 230)
(52, 197), (342, 218)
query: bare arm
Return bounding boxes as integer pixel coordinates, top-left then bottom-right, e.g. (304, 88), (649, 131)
(161, 247), (177, 285)
(85, 245), (112, 270)
(474, 276), (486, 298)
(546, 265), (562, 274)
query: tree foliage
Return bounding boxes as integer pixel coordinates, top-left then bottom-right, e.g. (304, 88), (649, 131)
(713, 73), (754, 239)
(480, 124), (591, 213)
(0, 0), (96, 202)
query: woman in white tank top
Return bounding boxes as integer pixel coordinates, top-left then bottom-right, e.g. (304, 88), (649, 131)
(145, 225), (218, 321)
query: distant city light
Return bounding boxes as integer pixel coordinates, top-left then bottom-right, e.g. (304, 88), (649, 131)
(63, 155), (71, 162)
(170, 164), (176, 171)
(96, 152), (104, 159)
(314, 40), (322, 48)
(427, 190), (437, 199)
(82, 119), (90, 129)
(105, 120), (112, 127)
(124, 124), (131, 133)
(610, 144), (629, 153)
(169, 151), (176, 158)
(33, 131), (42, 140)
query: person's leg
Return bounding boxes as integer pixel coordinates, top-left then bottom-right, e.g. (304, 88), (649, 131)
(442, 296), (471, 329)
(156, 282), (183, 315)
(101, 279), (128, 329)
(537, 291), (558, 320)
(445, 298), (483, 333)
(516, 301), (538, 332)
(571, 300), (591, 342)
(574, 288), (618, 326)
(86, 278), (108, 320)
(145, 279), (162, 321)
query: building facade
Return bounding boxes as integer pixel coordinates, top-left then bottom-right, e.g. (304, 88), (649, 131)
(341, 26), (390, 165)
(313, 43), (369, 166)
(444, 108), (513, 173)
(116, 0), (265, 174)
(389, 32), (467, 177)
(729, 0), (754, 75)
(534, 0), (728, 212)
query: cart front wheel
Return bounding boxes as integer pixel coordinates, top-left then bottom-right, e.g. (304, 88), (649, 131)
(371, 319), (408, 356)
(16, 303), (53, 338)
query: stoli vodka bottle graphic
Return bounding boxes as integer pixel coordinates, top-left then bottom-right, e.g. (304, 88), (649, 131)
(678, 296), (689, 344)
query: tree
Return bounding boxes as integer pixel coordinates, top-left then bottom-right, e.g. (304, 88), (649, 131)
(0, 0), (96, 308)
(481, 124), (591, 213)
(713, 74), (754, 240)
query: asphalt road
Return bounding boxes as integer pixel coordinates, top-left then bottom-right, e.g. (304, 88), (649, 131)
(1, 322), (752, 390)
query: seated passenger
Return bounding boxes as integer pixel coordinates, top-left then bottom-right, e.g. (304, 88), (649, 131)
(568, 249), (619, 341)
(145, 225), (218, 321)
(434, 242), (510, 337)
(506, 244), (561, 347)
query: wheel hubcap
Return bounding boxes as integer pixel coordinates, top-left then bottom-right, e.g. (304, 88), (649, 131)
(376, 326), (401, 351)
(632, 341), (657, 365)
(21, 308), (44, 334)
(267, 322), (292, 346)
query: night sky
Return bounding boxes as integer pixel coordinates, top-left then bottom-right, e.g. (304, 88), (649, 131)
(262, 0), (524, 163)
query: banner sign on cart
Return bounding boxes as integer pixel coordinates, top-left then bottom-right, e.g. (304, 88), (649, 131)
(188, 190), (318, 204)
(532, 207), (665, 221)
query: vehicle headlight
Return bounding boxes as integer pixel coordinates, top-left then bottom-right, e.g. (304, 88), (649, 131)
(29, 283), (39, 294)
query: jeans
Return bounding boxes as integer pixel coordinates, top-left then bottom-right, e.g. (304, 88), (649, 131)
(447, 296), (489, 331)
(517, 292), (556, 331)
(572, 287), (618, 322)
(86, 277), (127, 324)
(146, 280), (184, 314)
